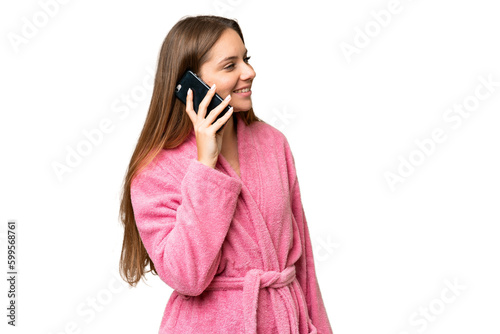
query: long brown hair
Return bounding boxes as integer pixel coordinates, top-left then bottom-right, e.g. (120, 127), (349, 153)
(119, 15), (263, 287)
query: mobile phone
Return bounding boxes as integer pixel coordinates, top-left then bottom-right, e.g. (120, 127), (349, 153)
(175, 70), (232, 133)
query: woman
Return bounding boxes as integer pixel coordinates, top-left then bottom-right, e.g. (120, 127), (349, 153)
(119, 15), (333, 334)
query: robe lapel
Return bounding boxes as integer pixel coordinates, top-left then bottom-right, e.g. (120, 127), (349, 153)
(188, 113), (281, 271)
(221, 113), (281, 271)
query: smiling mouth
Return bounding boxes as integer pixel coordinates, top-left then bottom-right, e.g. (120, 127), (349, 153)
(233, 88), (251, 93)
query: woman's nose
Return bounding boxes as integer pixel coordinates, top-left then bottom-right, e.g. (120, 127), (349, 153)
(240, 63), (256, 81)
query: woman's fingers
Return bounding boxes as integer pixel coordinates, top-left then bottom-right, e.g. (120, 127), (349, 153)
(197, 84), (217, 120)
(215, 106), (234, 133)
(185, 88), (197, 124)
(184, 83), (233, 134)
(205, 94), (232, 125)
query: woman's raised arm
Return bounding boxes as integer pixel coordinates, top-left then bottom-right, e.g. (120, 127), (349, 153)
(130, 158), (242, 296)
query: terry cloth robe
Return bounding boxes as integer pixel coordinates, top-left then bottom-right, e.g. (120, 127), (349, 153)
(130, 112), (333, 334)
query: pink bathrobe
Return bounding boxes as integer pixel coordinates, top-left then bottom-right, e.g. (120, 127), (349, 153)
(130, 112), (333, 333)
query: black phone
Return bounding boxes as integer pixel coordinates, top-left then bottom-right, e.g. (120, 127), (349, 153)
(175, 70), (232, 133)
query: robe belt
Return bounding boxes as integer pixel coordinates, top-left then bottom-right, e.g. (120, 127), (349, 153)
(206, 265), (299, 334)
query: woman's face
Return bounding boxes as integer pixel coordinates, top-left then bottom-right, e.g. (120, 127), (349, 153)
(198, 28), (256, 112)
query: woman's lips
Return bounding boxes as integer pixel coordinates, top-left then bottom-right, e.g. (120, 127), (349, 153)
(233, 87), (252, 96)
(233, 87), (250, 93)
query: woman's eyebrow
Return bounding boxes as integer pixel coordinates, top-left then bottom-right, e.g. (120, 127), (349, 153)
(217, 49), (248, 64)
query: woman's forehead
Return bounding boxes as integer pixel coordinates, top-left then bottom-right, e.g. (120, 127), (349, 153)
(206, 29), (246, 63)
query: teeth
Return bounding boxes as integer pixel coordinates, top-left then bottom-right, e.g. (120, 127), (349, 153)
(234, 88), (250, 93)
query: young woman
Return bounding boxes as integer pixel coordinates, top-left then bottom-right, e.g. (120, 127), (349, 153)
(119, 15), (333, 334)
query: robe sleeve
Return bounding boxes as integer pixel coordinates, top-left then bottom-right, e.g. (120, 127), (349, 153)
(284, 139), (334, 334)
(130, 158), (243, 296)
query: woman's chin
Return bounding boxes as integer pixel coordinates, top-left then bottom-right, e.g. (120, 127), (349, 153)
(232, 103), (252, 113)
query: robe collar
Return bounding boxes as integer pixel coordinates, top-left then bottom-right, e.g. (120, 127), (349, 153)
(187, 113), (282, 272)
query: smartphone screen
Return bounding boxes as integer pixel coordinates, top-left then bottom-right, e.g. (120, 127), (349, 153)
(175, 70), (232, 132)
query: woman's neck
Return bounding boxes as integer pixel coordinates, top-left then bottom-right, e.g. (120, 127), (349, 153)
(221, 113), (237, 150)
(223, 114), (237, 138)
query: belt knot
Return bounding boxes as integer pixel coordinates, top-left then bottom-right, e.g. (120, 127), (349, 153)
(206, 266), (298, 334)
(205, 266), (298, 334)
(244, 266), (296, 290)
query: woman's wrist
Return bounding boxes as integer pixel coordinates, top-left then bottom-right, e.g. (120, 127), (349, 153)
(198, 158), (216, 169)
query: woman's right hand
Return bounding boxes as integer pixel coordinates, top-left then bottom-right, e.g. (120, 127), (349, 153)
(185, 84), (234, 169)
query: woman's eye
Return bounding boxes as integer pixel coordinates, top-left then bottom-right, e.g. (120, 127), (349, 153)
(223, 56), (251, 70)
